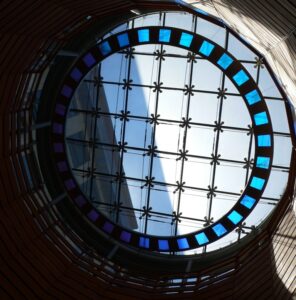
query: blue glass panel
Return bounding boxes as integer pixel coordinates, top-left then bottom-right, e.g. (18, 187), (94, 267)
(70, 68), (82, 82)
(99, 41), (112, 56)
(258, 135), (271, 147)
(83, 53), (96, 67)
(138, 29), (149, 42)
(120, 231), (131, 243)
(227, 210), (243, 225)
(256, 156), (270, 169)
(117, 33), (129, 47)
(195, 232), (209, 245)
(250, 176), (265, 190)
(158, 239), (169, 251)
(103, 222), (114, 233)
(65, 179), (75, 191)
(179, 32), (193, 47)
(240, 195), (256, 209)
(254, 112), (268, 126)
(159, 29), (171, 43)
(199, 41), (215, 57)
(75, 195), (86, 208)
(212, 223), (227, 237)
(139, 237), (150, 248)
(54, 143), (63, 153)
(245, 89), (261, 105)
(233, 70), (249, 86)
(53, 123), (63, 134)
(57, 161), (67, 172)
(87, 210), (99, 222)
(61, 85), (73, 98)
(217, 53), (233, 70)
(177, 238), (189, 249)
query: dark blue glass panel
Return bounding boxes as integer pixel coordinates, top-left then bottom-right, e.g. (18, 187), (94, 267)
(227, 210), (243, 225)
(177, 238), (189, 249)
(159, 29), (171, 43)
(57, 161), (68, 172)
(254, 112), (268, 126)
(179, 32), (193, 47)
(55, 104), (66, 116)
(245, 89), (261, 105)
(217, 53), (233, 70)
(87, 210), (99, 222)
(138, 29), (149, 42)
(250, 176), (265, 190)
(83, 53), (96, 67)
(258, 135), (271, 147)
(240, 195), (256, 209)
(99, 41), (112, 56)
(120, 231), (132, 243)
(233, 70), (249, 86)
(158, 239), (169, 251)
(70, 67), (82, 82)
(212, 223), (227, 237)
(61, 85), (73, 98)
(195, 232), (209, 245)
(103, 222), (114, 233)
(53, 123), (63, 134)
(54, 143), (64, 153)
(117, 33), (130, 47)
(65, 179), (75, 191)
(139, 237), (150, 248)
(256, 156), (270, 169)
(199, 40), (215, 56)
(74, 195), (87, 208)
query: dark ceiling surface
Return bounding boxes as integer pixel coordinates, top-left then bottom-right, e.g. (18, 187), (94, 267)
(0, 1), (295, 299)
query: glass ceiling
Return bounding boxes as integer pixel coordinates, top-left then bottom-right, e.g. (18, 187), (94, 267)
(64, 12), (293, 254)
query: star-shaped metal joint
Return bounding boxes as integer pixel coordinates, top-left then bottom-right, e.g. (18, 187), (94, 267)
(247, 124), (253, 136)
(254, 56), (264, 69)
(210, 153), (221, 165)
(141, 176), (155, 189)
(119, 110), (130, 121)
(243, 157), (254, 169)
(171, 211), (183, 224)
(148, 113), (160, 125)
(180, 117), (192, 129)
(207, 185), (217, 198)
(114, 141), (128, 153)
(203, 216), (214, 227)
(114, 171), (125, 183)
(176, 149), (189, 161)
(217, 87), (228, 99)
(143, 145), (157, 157)
(122, 79), (133, 90)
(93, 75), (104, 87)
(82, 166), (96, 179)
(90, 107), (101, 118)
(173, 181), (186, 193)
(88, 138), (98, 149)
(139, 206), (152, 219)
(123, 47), (135, 59)
(184, 84), (195, 96)
(153, 81), (163, 93)
(109, 201), (123, 214)
(154, 49), (166, 61)
(235, 222), (246, 234)
(187, 52), (197, 63)
(214, 121), (224, 132)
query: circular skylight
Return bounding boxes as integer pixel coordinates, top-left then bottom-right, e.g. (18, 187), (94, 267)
(52, 11), (294, 254)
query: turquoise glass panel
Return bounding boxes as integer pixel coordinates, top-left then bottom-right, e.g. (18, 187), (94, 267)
(233, 70), (249, 86)
(250, 176), (265, 190)
(199, 40), (215, 56)
(217, 53), (233, 70)
(227, 210), (243, 225)
(256, 156), (270, 169)
(159, 29), (171, 42)
(99, 41), (112, 56)
(177, 238), (189, 249)
(241, 195), (256, 209)
(213, 223), (227, 237)
(254, 112), (268, 126)
(245, 89), (261, 105)
(258, 135), (271, 147)
(195, 232), (209, 245)
(138, 29), (149, 42)
(179, 32), (193, 47)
